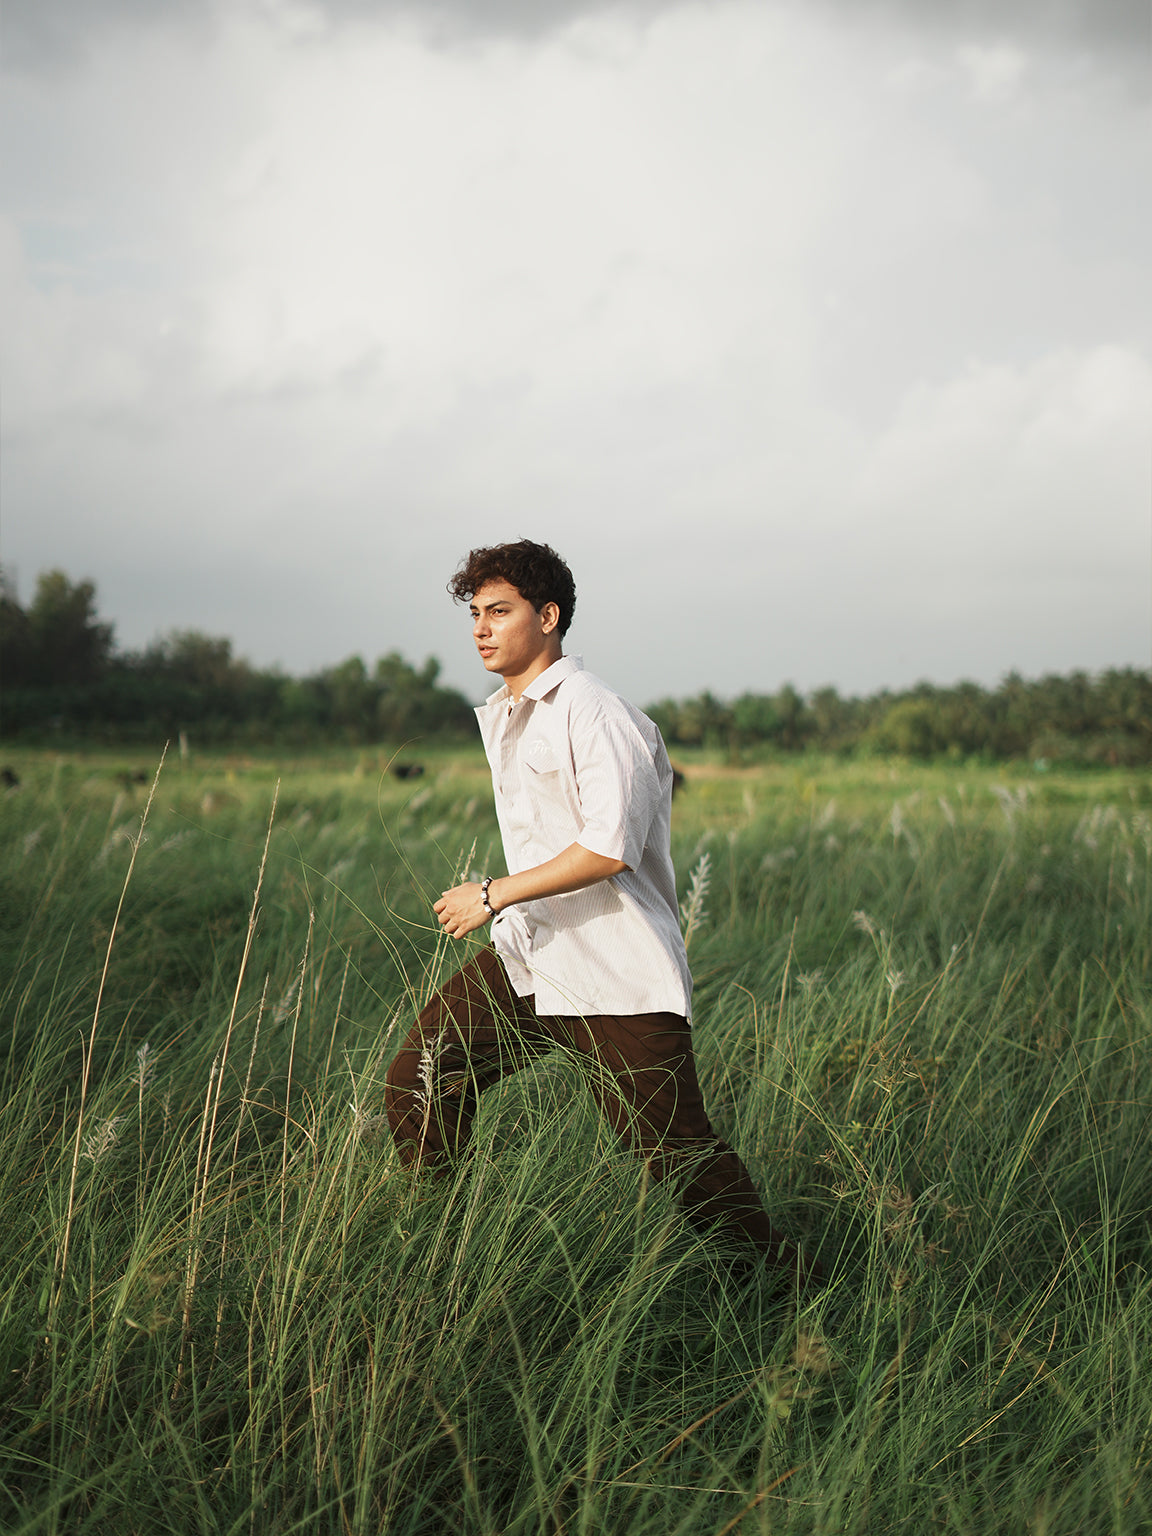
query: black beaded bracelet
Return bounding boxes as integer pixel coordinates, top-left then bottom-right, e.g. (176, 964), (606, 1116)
(480, 876), (497, 919)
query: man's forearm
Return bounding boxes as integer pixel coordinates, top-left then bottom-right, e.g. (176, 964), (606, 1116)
(433, 843), (627, 939)
(488, 844), (627, 913)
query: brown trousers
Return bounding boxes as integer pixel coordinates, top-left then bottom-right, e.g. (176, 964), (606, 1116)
(384, 947), (810, 1276)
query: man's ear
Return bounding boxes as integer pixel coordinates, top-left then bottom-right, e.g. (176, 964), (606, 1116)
(539, 601), (561, 636)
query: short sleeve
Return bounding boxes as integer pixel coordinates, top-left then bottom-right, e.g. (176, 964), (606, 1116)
(571, 704), (663, 870)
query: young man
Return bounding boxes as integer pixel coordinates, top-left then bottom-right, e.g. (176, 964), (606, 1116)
(384, 540), (819, 1288)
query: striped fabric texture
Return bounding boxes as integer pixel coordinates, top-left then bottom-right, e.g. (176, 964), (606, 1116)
(475, 655), (692, 1018)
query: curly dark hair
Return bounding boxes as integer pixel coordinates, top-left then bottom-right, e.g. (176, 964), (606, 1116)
(447, 540), (577, 638)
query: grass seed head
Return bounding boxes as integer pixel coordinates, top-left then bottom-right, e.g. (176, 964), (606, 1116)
(414, 1028), (446, 1112)
(793, 1330), (834, 1374)
(349, 1101), (390, 1144)
(82, 1116), (123, 1163)
(130, 1042), (156, 1091)
(272, 979), (300, 1025)
(679, 850), (712, 949)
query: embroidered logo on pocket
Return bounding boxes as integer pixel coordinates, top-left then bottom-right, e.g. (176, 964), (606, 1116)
(524, 738), (559, 774)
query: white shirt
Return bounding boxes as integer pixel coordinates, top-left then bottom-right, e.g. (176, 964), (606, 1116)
(475, 654), (693, 1019)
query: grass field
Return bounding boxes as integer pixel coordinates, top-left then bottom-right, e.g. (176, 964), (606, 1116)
(1, 744), (1149, 1534)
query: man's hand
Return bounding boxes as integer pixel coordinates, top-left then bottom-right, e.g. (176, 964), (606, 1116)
(434, 882), (490, 939)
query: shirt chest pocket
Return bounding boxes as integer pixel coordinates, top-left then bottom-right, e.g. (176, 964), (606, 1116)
(521, 740), (570, 813)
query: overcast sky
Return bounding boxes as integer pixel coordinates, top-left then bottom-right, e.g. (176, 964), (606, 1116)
(3, 0), (1149, 707)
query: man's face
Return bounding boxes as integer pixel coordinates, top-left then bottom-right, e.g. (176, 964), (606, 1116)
(469, 579), (559, 682)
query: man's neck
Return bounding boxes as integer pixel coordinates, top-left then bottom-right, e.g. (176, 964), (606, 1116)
(503, 647), (563, 703)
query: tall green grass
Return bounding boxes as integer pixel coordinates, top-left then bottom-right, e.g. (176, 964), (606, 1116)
(1, 747), (1149, 1534)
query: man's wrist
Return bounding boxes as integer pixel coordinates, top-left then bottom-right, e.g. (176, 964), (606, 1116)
(481, 875), (499, 919)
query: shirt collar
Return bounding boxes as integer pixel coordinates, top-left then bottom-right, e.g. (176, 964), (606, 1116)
(479, 654), (584, 711)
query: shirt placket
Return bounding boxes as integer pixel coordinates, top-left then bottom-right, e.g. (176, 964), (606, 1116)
(497, 699), (535, 869)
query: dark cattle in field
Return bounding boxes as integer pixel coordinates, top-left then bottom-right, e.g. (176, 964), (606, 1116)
(2, 767), (19, 789)
(671, 766), (686, 797)
(391, 762), (425, 781)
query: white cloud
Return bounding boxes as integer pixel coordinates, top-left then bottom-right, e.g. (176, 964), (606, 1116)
(1, 0), (1148, 702)
(831, 347), (1152, 680)
(858, 346), (1151, 521)
(187, 6), (836, 418)
(956, 43), (1029, 103)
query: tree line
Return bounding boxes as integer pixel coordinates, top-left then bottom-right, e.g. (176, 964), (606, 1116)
(2, 568), (1149, 763)
(647, 672), (1151, 766)
(1, 569), (475, 745)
